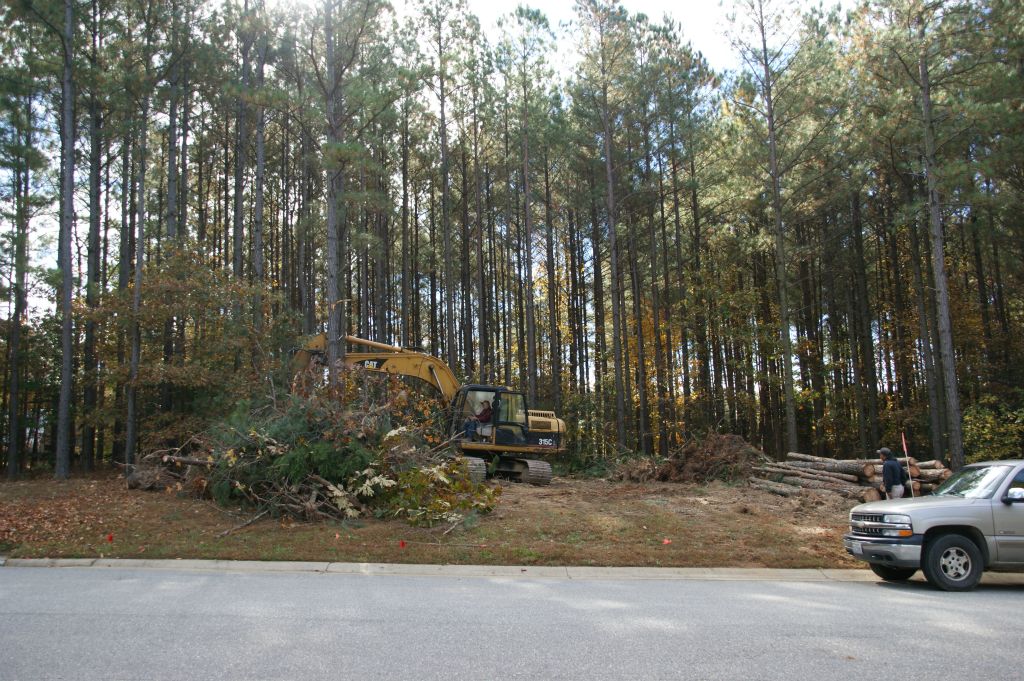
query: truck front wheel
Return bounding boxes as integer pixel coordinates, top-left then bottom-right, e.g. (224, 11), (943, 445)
(869, 564), (916, 582)
(922, 534), (983, 591)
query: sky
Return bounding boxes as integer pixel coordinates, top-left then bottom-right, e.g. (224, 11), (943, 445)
(388, 0), (746, 71)
(464, 0), (738, 70)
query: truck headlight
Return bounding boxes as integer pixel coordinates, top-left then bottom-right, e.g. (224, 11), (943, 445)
(879, 514), (912, 537)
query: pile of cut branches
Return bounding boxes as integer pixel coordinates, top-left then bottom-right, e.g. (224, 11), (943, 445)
(129, 367), (499, 527)
(612, 433), (764, 484)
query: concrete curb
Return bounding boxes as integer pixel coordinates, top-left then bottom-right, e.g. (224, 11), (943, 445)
(4, 558), (1022, 585)
(0, 557), (869, 581)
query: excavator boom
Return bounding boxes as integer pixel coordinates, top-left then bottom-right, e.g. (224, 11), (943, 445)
(291, 334), (462, 401)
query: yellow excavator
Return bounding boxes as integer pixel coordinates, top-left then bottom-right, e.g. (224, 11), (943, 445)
(291, 334), (566, 486)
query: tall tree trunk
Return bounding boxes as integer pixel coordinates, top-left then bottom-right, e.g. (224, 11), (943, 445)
(230, 1), (253, 375)
(799, 255), (826, 456)
(112, 134), (133, 465)
(474, 104), (487, 380)
(55, 0), (76, 479)
(588, 171), (606, 399)
(460, 142), (473, 367)
(687, 153), (707, 425)
(968, 206), (992, 357)
(438, 30), (455, 372)
(7, 96), (31, 479)
(851, 192), (880, 449)
(375, 138), (389, 343)
(566, 208), (580, 393)
(657, 165), (678, 448)
(908, 200), (945, 463)
(161, 22), (180, 414)
(233, 5), (253, 285)
(543, 146), (560, 412)
(757, 8), (798, 455)
(483, 167), (496, 381)
(252, 33), (268, 336)
(521, 91), (537, 404)
(125, 97), (151, 468)
(179, 65), (191, 238)
(400, 98), (411, 348)
(83, 7), (103, 469)
(165, 63), (179, 240)
(643, 124), (667, 456)
(883, 183), (913, 413)
(627, 223), (651, 454)
(919, 42), (964, 468)
(324, 0), (346, 382)
(298, 86), (314, 335)
(601, 82), (626, 449)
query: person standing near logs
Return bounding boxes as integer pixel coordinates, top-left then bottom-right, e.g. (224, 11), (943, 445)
(878, 447), (908, 499)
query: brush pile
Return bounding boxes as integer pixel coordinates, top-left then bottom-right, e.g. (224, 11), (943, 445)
(613, 433), (764, 483)
(750, 452), (951, 502)
(128, 367), (499, 526)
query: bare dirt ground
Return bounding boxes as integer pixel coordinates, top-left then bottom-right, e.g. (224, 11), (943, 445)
(0, 473), (861, 569)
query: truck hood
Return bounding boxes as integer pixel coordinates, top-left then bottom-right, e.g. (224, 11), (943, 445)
(851, 495), (983, 515)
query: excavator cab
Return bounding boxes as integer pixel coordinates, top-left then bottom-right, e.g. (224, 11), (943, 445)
(451, 388), (497, 440)
(451, 387), (530, 446)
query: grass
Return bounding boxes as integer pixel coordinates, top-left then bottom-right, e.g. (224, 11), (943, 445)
(0, 471), (862, 569)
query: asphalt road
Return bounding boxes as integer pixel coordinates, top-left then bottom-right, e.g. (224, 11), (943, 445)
(0, 564), (1020, 680)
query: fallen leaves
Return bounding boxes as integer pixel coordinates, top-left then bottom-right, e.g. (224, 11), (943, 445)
(0, 476), (153, 552)
(0, 491), (114, 546)
(1, 474), (857, 569)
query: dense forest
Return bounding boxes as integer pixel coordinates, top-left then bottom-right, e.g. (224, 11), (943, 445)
(1, 0), (1022, 480)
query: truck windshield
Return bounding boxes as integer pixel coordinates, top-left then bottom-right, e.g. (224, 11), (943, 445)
(933, 465), (1012, 499)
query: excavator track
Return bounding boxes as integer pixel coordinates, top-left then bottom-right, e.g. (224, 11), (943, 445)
(519, 459), (552, 486)
(463, 456), (487, 484)
(494, 457), (553, 486)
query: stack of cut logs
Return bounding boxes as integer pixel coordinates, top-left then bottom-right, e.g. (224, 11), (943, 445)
(750, 452), (951, 502)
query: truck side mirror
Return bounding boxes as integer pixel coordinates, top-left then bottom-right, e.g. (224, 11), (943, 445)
(1002, 488), (1024, 505)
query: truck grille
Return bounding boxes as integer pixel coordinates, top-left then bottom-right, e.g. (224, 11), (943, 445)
(851, 512), (885, 536)
(849, 512), (908, 537)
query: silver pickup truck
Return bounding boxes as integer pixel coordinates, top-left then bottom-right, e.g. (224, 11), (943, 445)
(844, 459), (1024, 591)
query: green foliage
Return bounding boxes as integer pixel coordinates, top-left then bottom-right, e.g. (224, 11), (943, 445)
(963, 394), (1024, 463)
(271, 440), (373, 485)
(381, 459), (501, 527)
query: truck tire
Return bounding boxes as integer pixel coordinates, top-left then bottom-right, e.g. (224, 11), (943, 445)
(869, 564), (917, 582)
(921, 534), (983, 591)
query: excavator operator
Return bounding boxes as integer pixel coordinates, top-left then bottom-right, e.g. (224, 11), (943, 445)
(463, 399), (493, 440)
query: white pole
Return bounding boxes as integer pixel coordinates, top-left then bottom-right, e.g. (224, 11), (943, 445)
(901, 431), (915, 498)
